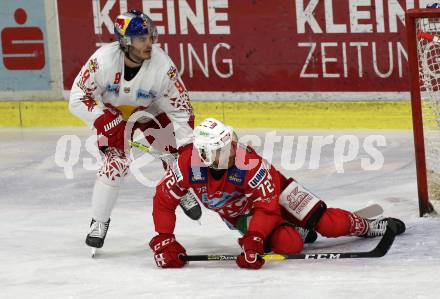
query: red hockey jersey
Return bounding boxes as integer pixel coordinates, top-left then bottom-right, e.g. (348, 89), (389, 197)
(152, 143), (288, 238)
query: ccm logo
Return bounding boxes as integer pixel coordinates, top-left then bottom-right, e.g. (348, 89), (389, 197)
(153, 237), (175, 251)
(305, 254), (341, 259)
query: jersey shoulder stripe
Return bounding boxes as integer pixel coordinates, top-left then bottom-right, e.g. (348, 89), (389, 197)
(248, 162), (267, 188)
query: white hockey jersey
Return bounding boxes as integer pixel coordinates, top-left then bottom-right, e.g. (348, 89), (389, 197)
(69, 42), (194, 149)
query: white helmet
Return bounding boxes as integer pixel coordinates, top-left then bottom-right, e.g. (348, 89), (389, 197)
(193, 118), (234, 167)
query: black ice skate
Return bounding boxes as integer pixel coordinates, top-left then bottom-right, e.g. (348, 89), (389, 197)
(361, 217), (406, 238)
(86, 218), (110, 257)
(179, 192), (202, 221)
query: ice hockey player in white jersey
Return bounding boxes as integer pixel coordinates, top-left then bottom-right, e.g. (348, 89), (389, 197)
(69, 10), (201, 254)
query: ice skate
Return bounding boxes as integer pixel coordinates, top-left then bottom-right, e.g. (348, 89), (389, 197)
(86, 218), (110, 257)
(361, 217), (405, 238)
(179, 192), (202, 221)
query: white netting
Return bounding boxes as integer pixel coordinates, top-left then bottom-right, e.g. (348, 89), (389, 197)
(417, 17), (440, 200)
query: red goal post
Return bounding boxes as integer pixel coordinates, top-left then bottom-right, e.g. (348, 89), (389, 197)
(406, 8), (440, 216)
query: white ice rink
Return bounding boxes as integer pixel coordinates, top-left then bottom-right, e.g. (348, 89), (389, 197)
(1, 128), (440, 299)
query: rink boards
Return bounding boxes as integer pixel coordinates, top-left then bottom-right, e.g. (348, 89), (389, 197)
(0, 100), (412, 129)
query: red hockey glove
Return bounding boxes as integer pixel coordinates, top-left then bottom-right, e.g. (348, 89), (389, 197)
(94, 109), (126, 152)
(149, 234), (187, 268)
(236, 231), (265, 270)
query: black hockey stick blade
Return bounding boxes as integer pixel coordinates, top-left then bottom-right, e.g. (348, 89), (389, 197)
(181, 222), (397, 262)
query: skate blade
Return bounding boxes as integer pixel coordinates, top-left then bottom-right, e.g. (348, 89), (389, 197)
(91, 247), (97, 258)
(354, 204), (384, 219)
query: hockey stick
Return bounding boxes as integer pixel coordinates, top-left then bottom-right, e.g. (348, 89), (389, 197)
(181, 222), (397, 262)
(129, 140), (152, 153)
(129, 140), (175, 160)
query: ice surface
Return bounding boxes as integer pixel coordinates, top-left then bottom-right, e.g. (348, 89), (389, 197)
(1, 128), (439, 299)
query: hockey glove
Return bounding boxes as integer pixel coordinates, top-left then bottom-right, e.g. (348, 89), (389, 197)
(149, 233), (187, 268)
(236, 231), (265, 270)
(94, 108), (126, 152)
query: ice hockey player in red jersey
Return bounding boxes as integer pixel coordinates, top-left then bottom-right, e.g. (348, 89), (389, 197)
(149, 118), (406, 269)
(69, 10), (200, 254)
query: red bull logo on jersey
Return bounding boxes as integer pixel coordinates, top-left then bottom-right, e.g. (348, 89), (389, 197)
(167, 66), (178, 81)
(88, 58), (98, 73)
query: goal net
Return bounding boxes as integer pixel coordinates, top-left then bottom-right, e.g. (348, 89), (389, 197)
(406, 8), (440, 216)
